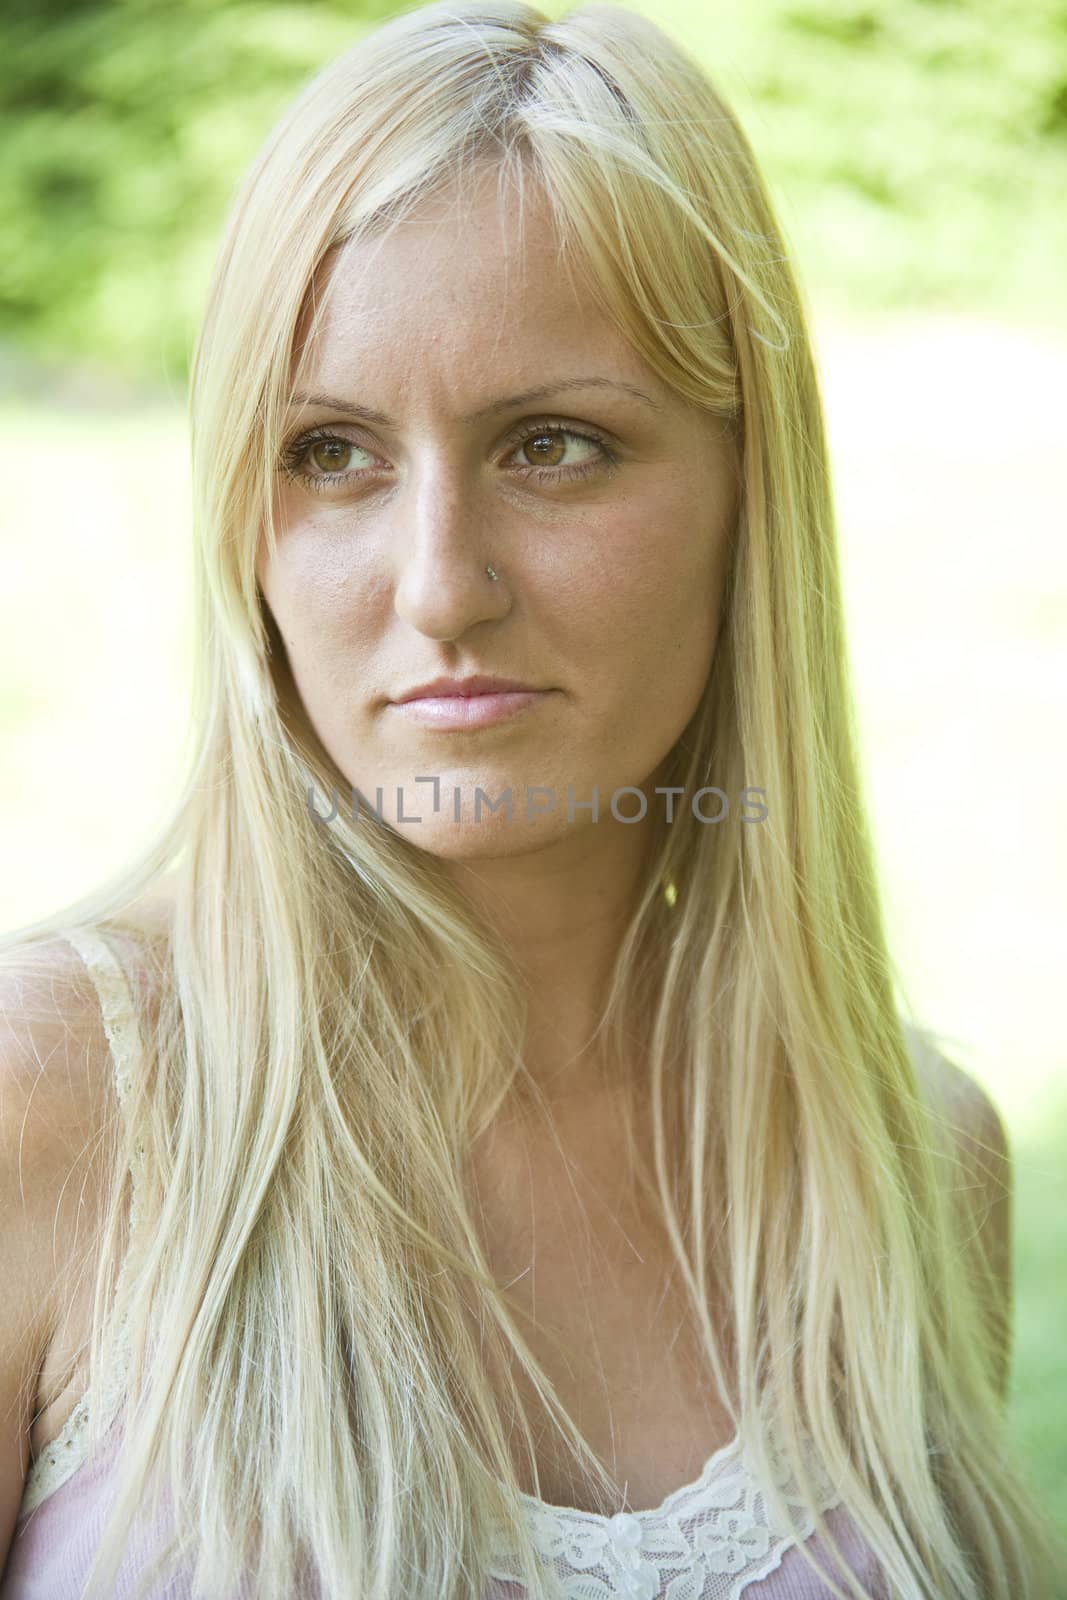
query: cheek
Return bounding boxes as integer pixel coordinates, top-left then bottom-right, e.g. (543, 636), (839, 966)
(259, 531), (383, 668)
(263, 479), (381, 624)
(256, 569), (369, 755)
(580, 500), (727, 707)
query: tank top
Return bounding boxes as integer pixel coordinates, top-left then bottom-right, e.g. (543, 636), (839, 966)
(0, 926), (889, 1599)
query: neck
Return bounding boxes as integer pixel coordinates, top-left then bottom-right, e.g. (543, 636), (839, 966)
(443, 815), (663, 1105)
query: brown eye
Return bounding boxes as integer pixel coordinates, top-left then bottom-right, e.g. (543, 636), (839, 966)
(278, 430), (374, 494)
(506, 423), (615, 484)
(278, 420), (616, 494)
(310, 439), (354, 472)
(520, 432), (567, 468)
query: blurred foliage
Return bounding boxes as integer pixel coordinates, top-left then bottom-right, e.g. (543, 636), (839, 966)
(699, 0), (1067, 318)
(0, 0), (390, 384)
(1, 0), (1066, 383)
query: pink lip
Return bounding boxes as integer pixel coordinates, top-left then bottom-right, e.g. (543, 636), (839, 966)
(393, 675), (539, 702)
(389, 691), (549, 729)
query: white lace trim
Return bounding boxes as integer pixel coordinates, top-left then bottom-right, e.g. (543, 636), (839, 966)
(487, 1416), (842, 1599)
(19, 925), (146, 1518)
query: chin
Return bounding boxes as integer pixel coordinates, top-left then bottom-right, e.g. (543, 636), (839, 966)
(384, 816), (568, 861)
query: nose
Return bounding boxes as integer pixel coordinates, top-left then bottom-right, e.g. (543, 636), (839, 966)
(392, 463), (511, 640)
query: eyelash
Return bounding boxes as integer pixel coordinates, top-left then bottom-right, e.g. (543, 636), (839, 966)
(278, 419), (618, 494)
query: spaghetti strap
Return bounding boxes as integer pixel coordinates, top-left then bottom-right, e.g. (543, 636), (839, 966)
(17, 925), (149, 1518)
(58, 923), (148, 1229)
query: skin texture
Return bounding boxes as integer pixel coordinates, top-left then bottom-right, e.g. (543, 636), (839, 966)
(257, 165), (740, 1096)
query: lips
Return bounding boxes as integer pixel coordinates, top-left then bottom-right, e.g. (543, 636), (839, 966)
(392, 674), (539, 703)
(389, 688), (549, 729)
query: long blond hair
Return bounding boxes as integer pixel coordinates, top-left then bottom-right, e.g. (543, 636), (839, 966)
(4, 3), (1064, 1596)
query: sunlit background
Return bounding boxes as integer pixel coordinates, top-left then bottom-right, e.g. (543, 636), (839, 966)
(1, 0), (1064, 1532)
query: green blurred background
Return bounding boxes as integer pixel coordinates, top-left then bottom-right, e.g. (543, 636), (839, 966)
(1, 0), (1064, 1536)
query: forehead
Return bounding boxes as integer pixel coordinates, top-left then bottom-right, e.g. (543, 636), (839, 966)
(288, 171), (644, 400)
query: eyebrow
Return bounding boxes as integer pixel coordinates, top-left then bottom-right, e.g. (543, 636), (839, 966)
(287, 376), (664, 426)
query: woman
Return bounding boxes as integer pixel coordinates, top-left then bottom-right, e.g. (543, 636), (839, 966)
(1, 2), (1062, 1597)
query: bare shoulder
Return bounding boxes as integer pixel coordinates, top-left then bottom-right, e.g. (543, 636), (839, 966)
(904, 1023), (1013, 1394)
(906, 1025), (1012, 1193)
(0, 932), (121, 1186)
(0, 932), (126, 1555)
(0, 904), (171, 1312)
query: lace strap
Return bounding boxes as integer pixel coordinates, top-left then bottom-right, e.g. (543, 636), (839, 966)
(18, 927), (149, 1519)
(59, 924), (148, 1229)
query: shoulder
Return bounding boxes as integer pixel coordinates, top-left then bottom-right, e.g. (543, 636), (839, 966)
(0, 934), (126, 1375)
(907, 1027), (1012, 1199)
(0, 905), (170, 1252)
(0, 908), (168, 1336)
(0, 932), (120, 1161)
(905, 1024), (1013, 1393)
(0, 931), (142, 1556)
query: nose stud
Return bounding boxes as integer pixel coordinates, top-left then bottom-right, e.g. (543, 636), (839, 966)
(485, 564), (499, 582)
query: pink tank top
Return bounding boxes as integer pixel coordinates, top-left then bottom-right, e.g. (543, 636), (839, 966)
(0, 927), (888, 1599)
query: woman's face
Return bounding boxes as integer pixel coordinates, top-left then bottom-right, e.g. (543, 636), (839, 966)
(257, 168), (739, 861)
